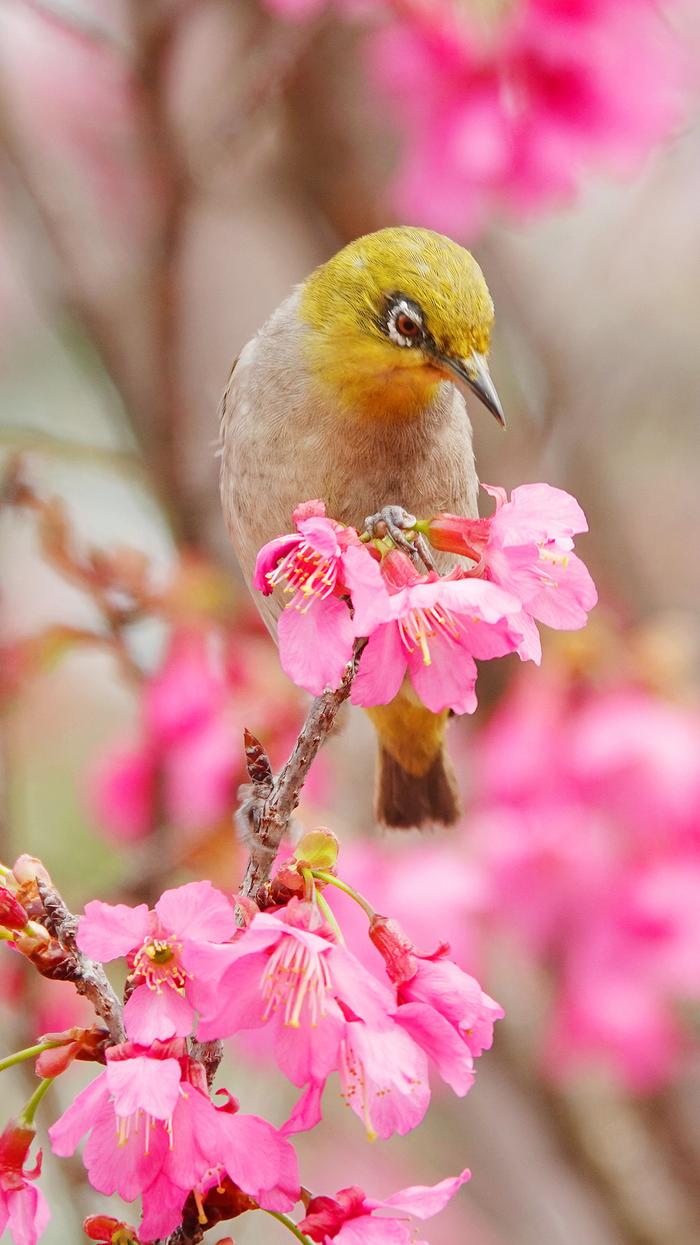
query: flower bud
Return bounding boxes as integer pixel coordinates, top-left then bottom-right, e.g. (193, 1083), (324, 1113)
(422, 513), (489, 560)
(12, 855), (52, 887)
(0, 885), (28, 931)
(293, 829), (339, 873)
(83, 1215), (140, 1243)
(379, 549), (421, 590)
(369, 914), (418, 985)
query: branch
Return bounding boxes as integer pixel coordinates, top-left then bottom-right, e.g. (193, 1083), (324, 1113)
(36, 881), (125, 1045)
(238, 653), (359, 904)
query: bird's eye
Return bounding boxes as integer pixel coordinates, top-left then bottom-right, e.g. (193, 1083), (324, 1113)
(395, 313), (420, 338)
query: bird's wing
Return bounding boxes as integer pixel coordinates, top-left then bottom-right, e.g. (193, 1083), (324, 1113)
(216, 355), (238, 452)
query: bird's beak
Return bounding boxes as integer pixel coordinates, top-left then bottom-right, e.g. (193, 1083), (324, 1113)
(441, 351), (506, 428)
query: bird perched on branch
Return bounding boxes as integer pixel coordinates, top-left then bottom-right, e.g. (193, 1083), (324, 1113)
(219, 226), (505, 830)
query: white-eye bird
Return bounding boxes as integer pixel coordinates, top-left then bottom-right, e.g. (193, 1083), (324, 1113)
(219, 226), (505, 829)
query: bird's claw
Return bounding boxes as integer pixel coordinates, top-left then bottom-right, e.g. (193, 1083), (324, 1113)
(364, 505), (418, 556)
(363, 505), (436, 572)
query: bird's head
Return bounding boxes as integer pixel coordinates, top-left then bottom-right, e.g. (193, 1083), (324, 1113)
(299, 226), (504, 426)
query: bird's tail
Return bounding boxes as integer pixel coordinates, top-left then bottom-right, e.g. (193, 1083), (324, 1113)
(365, 697), (461, 830)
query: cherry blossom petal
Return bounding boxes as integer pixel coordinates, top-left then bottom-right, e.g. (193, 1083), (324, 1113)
(6, 1185), (50, 1245)
(377, 1168), (472, 1217)
(281, 1080), (325, 1136)
(155, 880), (235, 942)
(342, 544), (392, 636)
(106, 1056), (181, 1120)
(272, 1000), (345, 1086)
(253, 534), (302, 592)
(408, 631), (478, 715)
(77, 900), (149, 962)
(217, 1112), (300, 1211)
(278, 596), (354, 696)
(395, 1001), (475, 1096)
(123, 984), (194, 1044)
(48, 1074), (111, 1157)
(340, 1021), (430, 1139)
(350, 624), (406, 708)
(297, 516), (342, 560)
(194, 951), (271, 1040)
(83, 1107), (168, 1201)
(139, 1171), (190, 1241)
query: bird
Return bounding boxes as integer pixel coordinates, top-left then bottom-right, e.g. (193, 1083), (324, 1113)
(219, 225), (505, 830)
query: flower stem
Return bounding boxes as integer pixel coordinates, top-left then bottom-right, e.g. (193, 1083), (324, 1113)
(314, 889), (346, 945)
(312, 871), (375, 920)
(20, 1077), (54, 1126)
(0, 1039), (65, 1074)
(264, 1210), (314, 1244)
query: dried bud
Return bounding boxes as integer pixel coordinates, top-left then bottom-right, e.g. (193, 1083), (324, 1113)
(293, 829), (339, 873)
(12, 855), (52, 888)
(369, 914), (418, 986)
(0, 885), (28, 931)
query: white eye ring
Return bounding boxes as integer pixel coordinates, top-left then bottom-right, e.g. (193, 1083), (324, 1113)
(387, 300), (423, 347)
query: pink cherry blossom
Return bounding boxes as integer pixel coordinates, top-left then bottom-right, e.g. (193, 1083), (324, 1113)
(77, 882), (235, 1045)
(49, 1044), (299, 1240)
(369, 916), (503, 1096)
(427, 483), (597, 647)
(350, 550), (525, 715)
(254, 501), (388, 695)
(298, 1169), (471, 1244)
(87, 742), (155, 842)
(0, 1121), (50, 1245)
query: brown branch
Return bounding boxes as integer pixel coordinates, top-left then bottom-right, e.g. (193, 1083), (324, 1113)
(239, 654), (358, 903)
(36, 881), (126, 1045)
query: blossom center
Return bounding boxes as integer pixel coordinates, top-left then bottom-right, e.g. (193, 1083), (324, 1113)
(115, 1107), (172, 1153)
(260, 935), (332, 1028)
(398, 605), (461, 666)
(267, 542), (338, 613)
(131, 937), (188, 993)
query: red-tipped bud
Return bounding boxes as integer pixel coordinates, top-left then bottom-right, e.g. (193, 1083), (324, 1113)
(83, 1215), (140, 1243)
(0, 1119), (35, 1185)
(369, 914), (418, 986)
(0, 885), (28, 930)
(422, 513), (490, 560)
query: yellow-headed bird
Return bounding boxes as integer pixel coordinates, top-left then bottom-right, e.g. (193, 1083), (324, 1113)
(219, 226), (505, 830)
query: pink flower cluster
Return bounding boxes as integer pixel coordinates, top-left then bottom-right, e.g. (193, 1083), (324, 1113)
(255, 486), (596, 713)
(261, 0), (691, 235)
(27, 870), (491, 1243)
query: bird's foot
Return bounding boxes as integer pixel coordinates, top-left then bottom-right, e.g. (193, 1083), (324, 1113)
(363, 505), (435, 572)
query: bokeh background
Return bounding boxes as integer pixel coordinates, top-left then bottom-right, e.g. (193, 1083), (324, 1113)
(1, 1), (700, 1242)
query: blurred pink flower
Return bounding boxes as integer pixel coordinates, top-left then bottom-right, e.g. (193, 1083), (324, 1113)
(0, 1121), (50, 1245)
(371, 0), (690, 234)
(298, 1169), (471, 1244)
(77, 882), (235, 1045)
(87, 626), (240, 840)
(255, 501), (387, 695)
(351, 550), (524, 715)
(88, 742), (155, 842)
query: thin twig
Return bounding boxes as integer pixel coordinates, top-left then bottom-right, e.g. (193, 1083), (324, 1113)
(36, 881), (125, 1044)
(239, 656), (358, 903)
